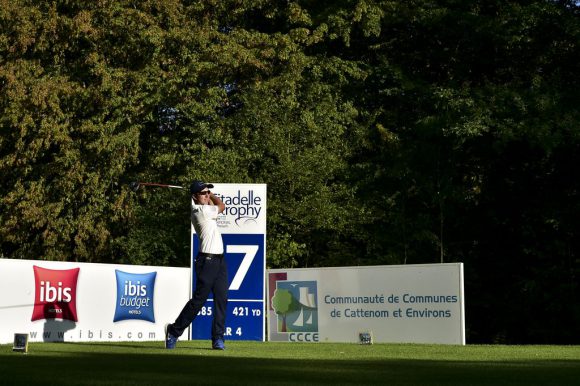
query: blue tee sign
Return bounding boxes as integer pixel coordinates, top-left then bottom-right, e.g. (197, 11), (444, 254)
(190, 184), (266, 341)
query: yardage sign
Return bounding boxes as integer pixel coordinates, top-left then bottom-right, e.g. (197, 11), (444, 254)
(190, 183), (266, 341)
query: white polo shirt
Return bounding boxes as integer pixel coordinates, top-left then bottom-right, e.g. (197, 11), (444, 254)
(191, 204), (224, 254)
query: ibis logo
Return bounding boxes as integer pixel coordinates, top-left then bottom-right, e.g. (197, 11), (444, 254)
(113, 270), (156, 323)
(31, 266), (80, 322)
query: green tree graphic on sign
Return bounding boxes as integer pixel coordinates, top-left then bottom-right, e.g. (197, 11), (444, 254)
(271, 289), (298, 332)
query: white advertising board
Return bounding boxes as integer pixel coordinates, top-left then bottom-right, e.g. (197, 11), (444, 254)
(0, 259), (190, 344)
(268, 263), (465, 345)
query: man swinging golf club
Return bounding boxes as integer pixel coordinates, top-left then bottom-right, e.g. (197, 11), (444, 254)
(165, 181), (228, 350)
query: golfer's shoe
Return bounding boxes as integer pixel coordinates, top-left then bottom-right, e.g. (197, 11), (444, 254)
(212, 338), (225, 350)
(165, 324), (178, 349)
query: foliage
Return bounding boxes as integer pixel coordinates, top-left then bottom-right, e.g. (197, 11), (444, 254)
(0, 0), (578, 343)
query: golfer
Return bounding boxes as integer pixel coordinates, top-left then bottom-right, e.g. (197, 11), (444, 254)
(165, 181), (228, 350)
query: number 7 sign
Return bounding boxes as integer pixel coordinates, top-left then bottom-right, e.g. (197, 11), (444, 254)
(227, 244), (259, 291)
(190, 184), (267, 341)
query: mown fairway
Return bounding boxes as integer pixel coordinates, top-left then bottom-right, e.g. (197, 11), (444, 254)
(0, 341), (578, 385)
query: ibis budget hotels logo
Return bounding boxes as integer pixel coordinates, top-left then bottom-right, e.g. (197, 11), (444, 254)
(113, 270), (156, 323)
(31, 266), (80, 322)
(272, 281), (318, 341)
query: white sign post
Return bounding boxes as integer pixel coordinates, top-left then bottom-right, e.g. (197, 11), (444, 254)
(268, 263), (465, 344)
(190, 183), (267, 341)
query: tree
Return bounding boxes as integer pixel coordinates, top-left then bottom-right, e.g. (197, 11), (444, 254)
(271, 288), (298, 332)
(1, 0), (578, 343)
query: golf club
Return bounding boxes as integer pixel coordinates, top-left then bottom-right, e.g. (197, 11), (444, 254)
(129, 181), (185, 192)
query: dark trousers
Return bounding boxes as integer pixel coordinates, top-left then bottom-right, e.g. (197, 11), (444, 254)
(169, 253), (228, 340)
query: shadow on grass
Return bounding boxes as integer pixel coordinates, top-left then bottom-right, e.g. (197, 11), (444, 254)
(0, 347), (578, 386)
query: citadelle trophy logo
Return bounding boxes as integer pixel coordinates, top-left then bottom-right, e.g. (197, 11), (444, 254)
(216, 189), (263, 228)
(272, 281), (318, 334)
(31, 266), (80, 322)
(113, 270), (157, 323)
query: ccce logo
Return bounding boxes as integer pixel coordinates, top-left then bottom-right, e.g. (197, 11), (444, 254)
(113, 270), (156, 323)
(272, 280), (319, 342)
(31, 266), (80, 322)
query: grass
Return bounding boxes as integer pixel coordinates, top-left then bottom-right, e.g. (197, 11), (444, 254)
(0, 341), (578, 385)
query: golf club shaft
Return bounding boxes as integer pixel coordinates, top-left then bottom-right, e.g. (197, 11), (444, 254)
(137, 182), (185, 189)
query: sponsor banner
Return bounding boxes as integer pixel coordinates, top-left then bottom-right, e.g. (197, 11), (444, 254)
(0, 259), (190, 344)
(190, 184), (266, 341)
(268, 264), (465, 345)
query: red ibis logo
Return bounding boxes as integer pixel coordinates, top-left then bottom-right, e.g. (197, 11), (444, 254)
(31, 266), (80, 322)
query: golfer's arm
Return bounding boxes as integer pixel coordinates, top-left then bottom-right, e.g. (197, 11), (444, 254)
(210, 193), (225, 214)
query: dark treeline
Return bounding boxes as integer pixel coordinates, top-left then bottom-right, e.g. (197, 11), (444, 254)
(1, 1), (578, 344)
